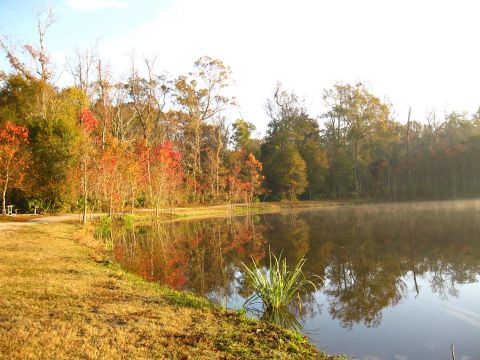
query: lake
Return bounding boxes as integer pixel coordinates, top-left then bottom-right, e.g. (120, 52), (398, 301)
(110, 200), (480, 359)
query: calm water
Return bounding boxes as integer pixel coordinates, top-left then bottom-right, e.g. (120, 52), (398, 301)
(111, 200), (480, 359)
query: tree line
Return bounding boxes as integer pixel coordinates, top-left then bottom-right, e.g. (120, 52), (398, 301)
(2, 13), (480, 217)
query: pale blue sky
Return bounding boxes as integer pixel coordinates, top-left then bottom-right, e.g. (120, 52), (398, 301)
(2, 0), (480, 134)
(0, 0), (172, 51)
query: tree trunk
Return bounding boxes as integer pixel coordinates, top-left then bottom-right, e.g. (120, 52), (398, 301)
(406, 107), (412, 199)
(131, 192), (135, 215)
(215, 125), (222, 199)
(353, 139), (360, 196)
(194, 119), (201, 198)
(2, 173), (9, 215)
(2, 187), (6, 215)
(109, 194), (113, 218)
(82, 158), (88, 224)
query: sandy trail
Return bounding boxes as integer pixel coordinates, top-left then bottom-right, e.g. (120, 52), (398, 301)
(0, 213), (97, 230)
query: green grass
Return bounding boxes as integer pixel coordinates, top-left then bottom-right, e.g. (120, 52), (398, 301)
(243, 250), (320, 311)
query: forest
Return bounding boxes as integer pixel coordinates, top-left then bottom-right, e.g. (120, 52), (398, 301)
(2, 12), (480, 218)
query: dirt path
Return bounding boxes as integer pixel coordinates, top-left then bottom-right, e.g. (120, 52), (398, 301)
(0, 213), (100, 230)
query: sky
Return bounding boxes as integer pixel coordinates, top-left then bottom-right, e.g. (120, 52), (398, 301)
(1, 0), (480, 135)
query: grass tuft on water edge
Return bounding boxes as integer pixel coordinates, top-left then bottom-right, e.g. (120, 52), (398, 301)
(242, 249), (320, 311)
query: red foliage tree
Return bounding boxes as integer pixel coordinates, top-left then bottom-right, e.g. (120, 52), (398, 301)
(78, 109), (99, 223)
(0, 121), (31, 214)
(137, 140), (184, 215)
(80, 109), (99, 131)
(244, 153), (265, 203)
(94, 143), (123, 217)
(227, 150), (264, 204)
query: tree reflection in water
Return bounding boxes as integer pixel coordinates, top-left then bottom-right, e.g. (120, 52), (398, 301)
(109, 201), (480, 330)
(113, 215), (266, 302)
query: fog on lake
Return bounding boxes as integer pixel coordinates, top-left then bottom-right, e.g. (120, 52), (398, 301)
(108, 200), (480, 360)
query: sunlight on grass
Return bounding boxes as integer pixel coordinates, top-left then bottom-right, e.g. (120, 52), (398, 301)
(0, 224), (334, 359)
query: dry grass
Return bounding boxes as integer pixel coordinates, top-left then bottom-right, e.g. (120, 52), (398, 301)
(152, 201), (344, 223)
(0, 224), (340, 360)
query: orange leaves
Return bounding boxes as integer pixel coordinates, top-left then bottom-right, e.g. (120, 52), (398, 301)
(94, 143), (126, 208)
(0, 121), (31, 209)
(0, 121), (29, 145)
(246, 153), (263, 172)
(77, 134), (187, 214)
(227, 150), (265, 203)
(138, 141), (183, 174)
(151, 141), (182, 171)
(79, 109), (98, 132)
(137, 140), (184, 208)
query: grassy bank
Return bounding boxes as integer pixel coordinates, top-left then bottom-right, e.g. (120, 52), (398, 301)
(130, 200), (346, 224)
(0, 223), (342, 359)
(0, 200), (346, 226)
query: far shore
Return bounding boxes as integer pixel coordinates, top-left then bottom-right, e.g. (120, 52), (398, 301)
(0, 200), (348, 228)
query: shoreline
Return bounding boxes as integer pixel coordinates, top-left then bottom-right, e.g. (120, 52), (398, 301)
(4, 197), (478, 228)
(0, 200), (347, 229)
(0, 205), (345, 359)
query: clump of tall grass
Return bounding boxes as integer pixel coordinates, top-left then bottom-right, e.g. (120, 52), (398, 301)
(94, 216), (113, 250)
(242, 250), (320, 311)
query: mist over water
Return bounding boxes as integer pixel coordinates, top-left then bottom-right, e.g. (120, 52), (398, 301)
(111, 200), (480, 359)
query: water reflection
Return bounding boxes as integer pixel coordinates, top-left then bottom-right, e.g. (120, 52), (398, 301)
(113, 215), (266, 300)
(110, 200), (480, 358)
(255, 306), (303, 331)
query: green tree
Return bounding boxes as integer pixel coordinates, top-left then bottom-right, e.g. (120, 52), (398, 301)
(0, 76), (85, 210)
(231, 119), (260, 157)
(262, 84), (327, 199)
(322, 82), (391, 197)
(263, 144), (307, 200)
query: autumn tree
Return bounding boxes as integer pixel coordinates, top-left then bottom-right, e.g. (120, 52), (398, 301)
(137, 141), (183, 215)
(0, 8), (56, 118)
(226, 150), (264, 204)
(1, 11), (83, 211)
(77, 109), (98, 223)
(175, 56), (234, 200)
(270, 145), (307, 200)
(0, 121), (30, 214)
(231, 119), (260, 157)
(27, 88), (83, 209)
(242, 152), (264, 203)
(93, 140), (125, 217)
